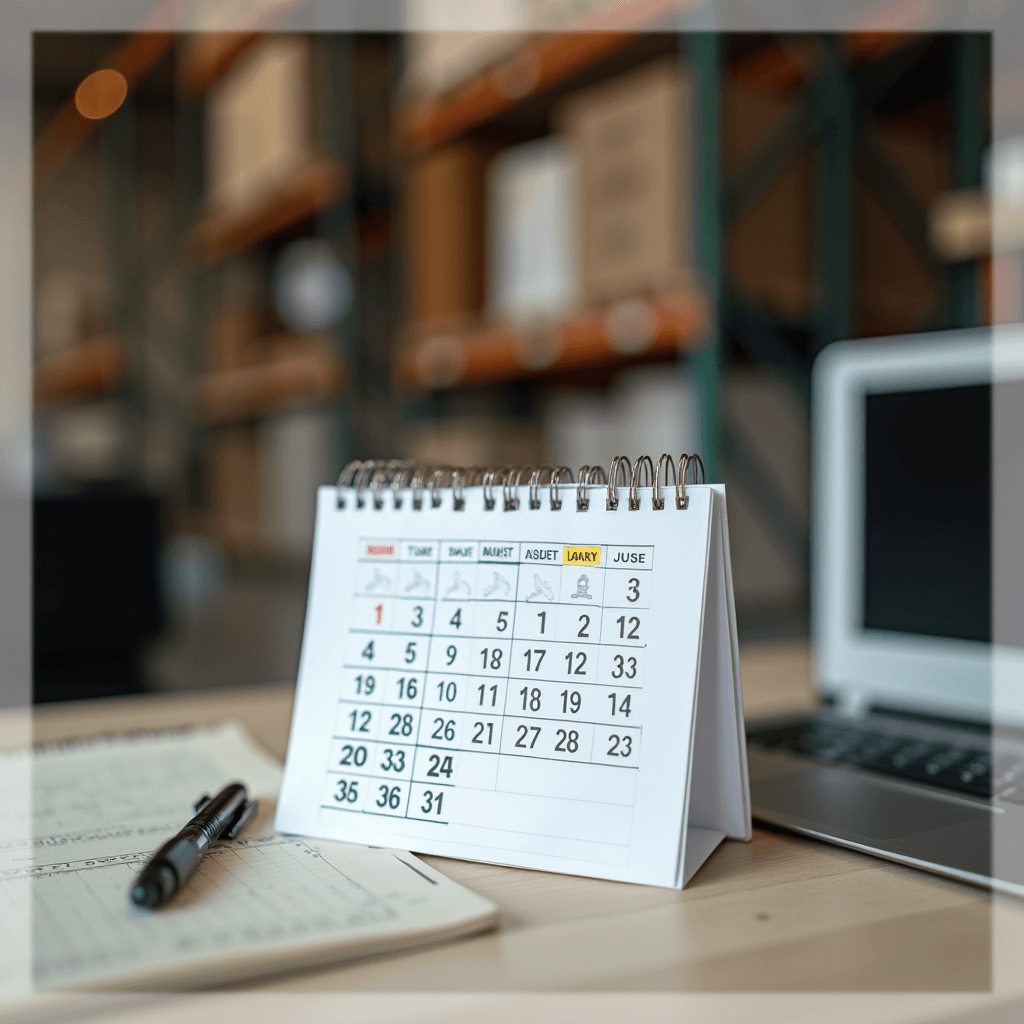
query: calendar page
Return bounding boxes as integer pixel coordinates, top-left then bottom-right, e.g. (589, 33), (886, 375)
(277, 483), (728, 888)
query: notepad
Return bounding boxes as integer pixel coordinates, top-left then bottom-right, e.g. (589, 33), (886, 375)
(0, 723), (497, 994)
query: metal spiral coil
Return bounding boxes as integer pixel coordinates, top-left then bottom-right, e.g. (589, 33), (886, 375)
(336, 454), (705, 512)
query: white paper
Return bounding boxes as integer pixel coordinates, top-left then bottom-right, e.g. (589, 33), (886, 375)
(277, 483), (751, 888)
(0, 724), (496, 993)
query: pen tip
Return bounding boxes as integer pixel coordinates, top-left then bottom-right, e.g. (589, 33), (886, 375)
(129, 863), (175, 907)
(130, 883), (158, 907)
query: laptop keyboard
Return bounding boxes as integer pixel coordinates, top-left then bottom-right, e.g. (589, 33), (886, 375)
(747, 719), (1024, 801)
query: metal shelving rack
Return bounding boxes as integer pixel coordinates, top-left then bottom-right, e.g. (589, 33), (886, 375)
(685, 33), (722, 485)
(698, 32), (990, 611)
(74, 28), (992, 617)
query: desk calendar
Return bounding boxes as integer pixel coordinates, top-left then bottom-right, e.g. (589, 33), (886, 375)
(277, 458), (751, 888)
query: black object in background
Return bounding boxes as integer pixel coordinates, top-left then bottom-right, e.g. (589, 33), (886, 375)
(863, 384), (991, 643)
(34, 492), (164, 702)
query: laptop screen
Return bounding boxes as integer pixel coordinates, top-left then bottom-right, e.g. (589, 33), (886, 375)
(863, 384), (991, 643)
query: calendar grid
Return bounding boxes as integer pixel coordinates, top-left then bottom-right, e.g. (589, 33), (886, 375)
(403, 550), (441, 819)
(325, 735), (641, 768)
(321, 538), (652, 838)
(493, 554), (520, 777)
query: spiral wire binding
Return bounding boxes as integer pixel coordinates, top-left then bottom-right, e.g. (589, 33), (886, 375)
(630, 455), (654, 511)
(336, 455), (705, 512)
(576, 465), (606, 512)
(606, 456), (631, 511)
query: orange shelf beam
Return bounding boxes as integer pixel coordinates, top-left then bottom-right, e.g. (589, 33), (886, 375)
(186, 156), (347, 267)
(195, 335), (346, 423)
(403, 28), (930, 155)
(178, 32), (262, 98)
(396, 290), (706, 392)
(34, 335), (129, 406)
(400, 32), (639, 153)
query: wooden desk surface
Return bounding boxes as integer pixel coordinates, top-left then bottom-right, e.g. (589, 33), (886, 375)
(21, 642), (1024, 1023)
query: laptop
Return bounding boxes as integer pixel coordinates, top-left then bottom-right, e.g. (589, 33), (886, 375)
(746, 327), (1024, 896)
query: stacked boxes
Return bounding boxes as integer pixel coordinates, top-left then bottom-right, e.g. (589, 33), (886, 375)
(206, 35), (313, 212)
(558, 59), (692, 306)
(405, 145), (486, 325)
(487, 135), (582, 328)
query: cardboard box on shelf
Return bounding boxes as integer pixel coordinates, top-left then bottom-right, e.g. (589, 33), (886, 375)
(406, 145), (486, 323)
(487, 135), (582, 329)
(557, 58), (692, 306)
(206, 35), (313, 212)
(402, 30), (529, 101)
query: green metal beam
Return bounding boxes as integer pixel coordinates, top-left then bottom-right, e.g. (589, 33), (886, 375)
(685, 32), (722, 482)
(174, 92), (213, 509)
(99, 92), (143, 489)
(720, 417), (808, 574)
(317, 34), (357, 472)
(100, 94), (139, 349)
(723, 92), (813, 228)
(951, 33), (988, 328)
(812, 35), (854, 353)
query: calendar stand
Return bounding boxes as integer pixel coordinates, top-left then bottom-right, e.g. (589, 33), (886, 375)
(278, 459), (751, 889)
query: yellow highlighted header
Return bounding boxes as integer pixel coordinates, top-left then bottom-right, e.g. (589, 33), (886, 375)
(563, 545), (601, 566)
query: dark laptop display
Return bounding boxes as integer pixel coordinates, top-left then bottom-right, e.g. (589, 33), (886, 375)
(863, 384), (991, 644)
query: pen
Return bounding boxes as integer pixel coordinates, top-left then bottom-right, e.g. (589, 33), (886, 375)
(129, 782), (259, 908)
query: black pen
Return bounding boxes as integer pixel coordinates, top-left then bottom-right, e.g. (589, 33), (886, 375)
(129, 782), (259, 908)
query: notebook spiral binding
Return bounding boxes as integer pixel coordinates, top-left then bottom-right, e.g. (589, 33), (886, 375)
(336, 454), (706, 514)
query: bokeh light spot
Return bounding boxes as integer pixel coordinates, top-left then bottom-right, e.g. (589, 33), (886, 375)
(74, 69), (128, 120)
(273, 239), (353, 333)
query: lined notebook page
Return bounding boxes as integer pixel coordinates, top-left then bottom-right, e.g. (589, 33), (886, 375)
(0, 723), (496, 992)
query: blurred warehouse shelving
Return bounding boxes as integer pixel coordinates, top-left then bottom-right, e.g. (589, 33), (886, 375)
(400, 31), (644, 151)
(177, 32), (262, 97)
(30, 31), (373, 696)
(187, 156), (348, 267)
(30, 22), (991, 699)
(33, 334), (130, 407)
(397, 290), (705, 390)
(392, 27), (990, 636)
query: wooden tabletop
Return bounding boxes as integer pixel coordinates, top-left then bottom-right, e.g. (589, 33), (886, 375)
(19, 642), (1024, 1023)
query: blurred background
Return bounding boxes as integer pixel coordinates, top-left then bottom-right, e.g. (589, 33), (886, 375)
(31, 23), (992, 702)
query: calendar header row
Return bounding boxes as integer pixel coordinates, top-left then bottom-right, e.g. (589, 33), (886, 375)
(360, 540), (654, 570)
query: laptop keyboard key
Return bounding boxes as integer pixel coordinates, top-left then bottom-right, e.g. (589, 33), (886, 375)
(747, 721), (999, 799)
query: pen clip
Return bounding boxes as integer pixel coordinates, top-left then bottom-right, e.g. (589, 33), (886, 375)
(224, 798), (259, 840)
(193, 794), (212, 813)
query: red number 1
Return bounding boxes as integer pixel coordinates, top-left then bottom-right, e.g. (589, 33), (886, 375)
(374, 603), (383, 625)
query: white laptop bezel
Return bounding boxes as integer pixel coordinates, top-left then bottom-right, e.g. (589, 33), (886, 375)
(812, 327), (1024, 726)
